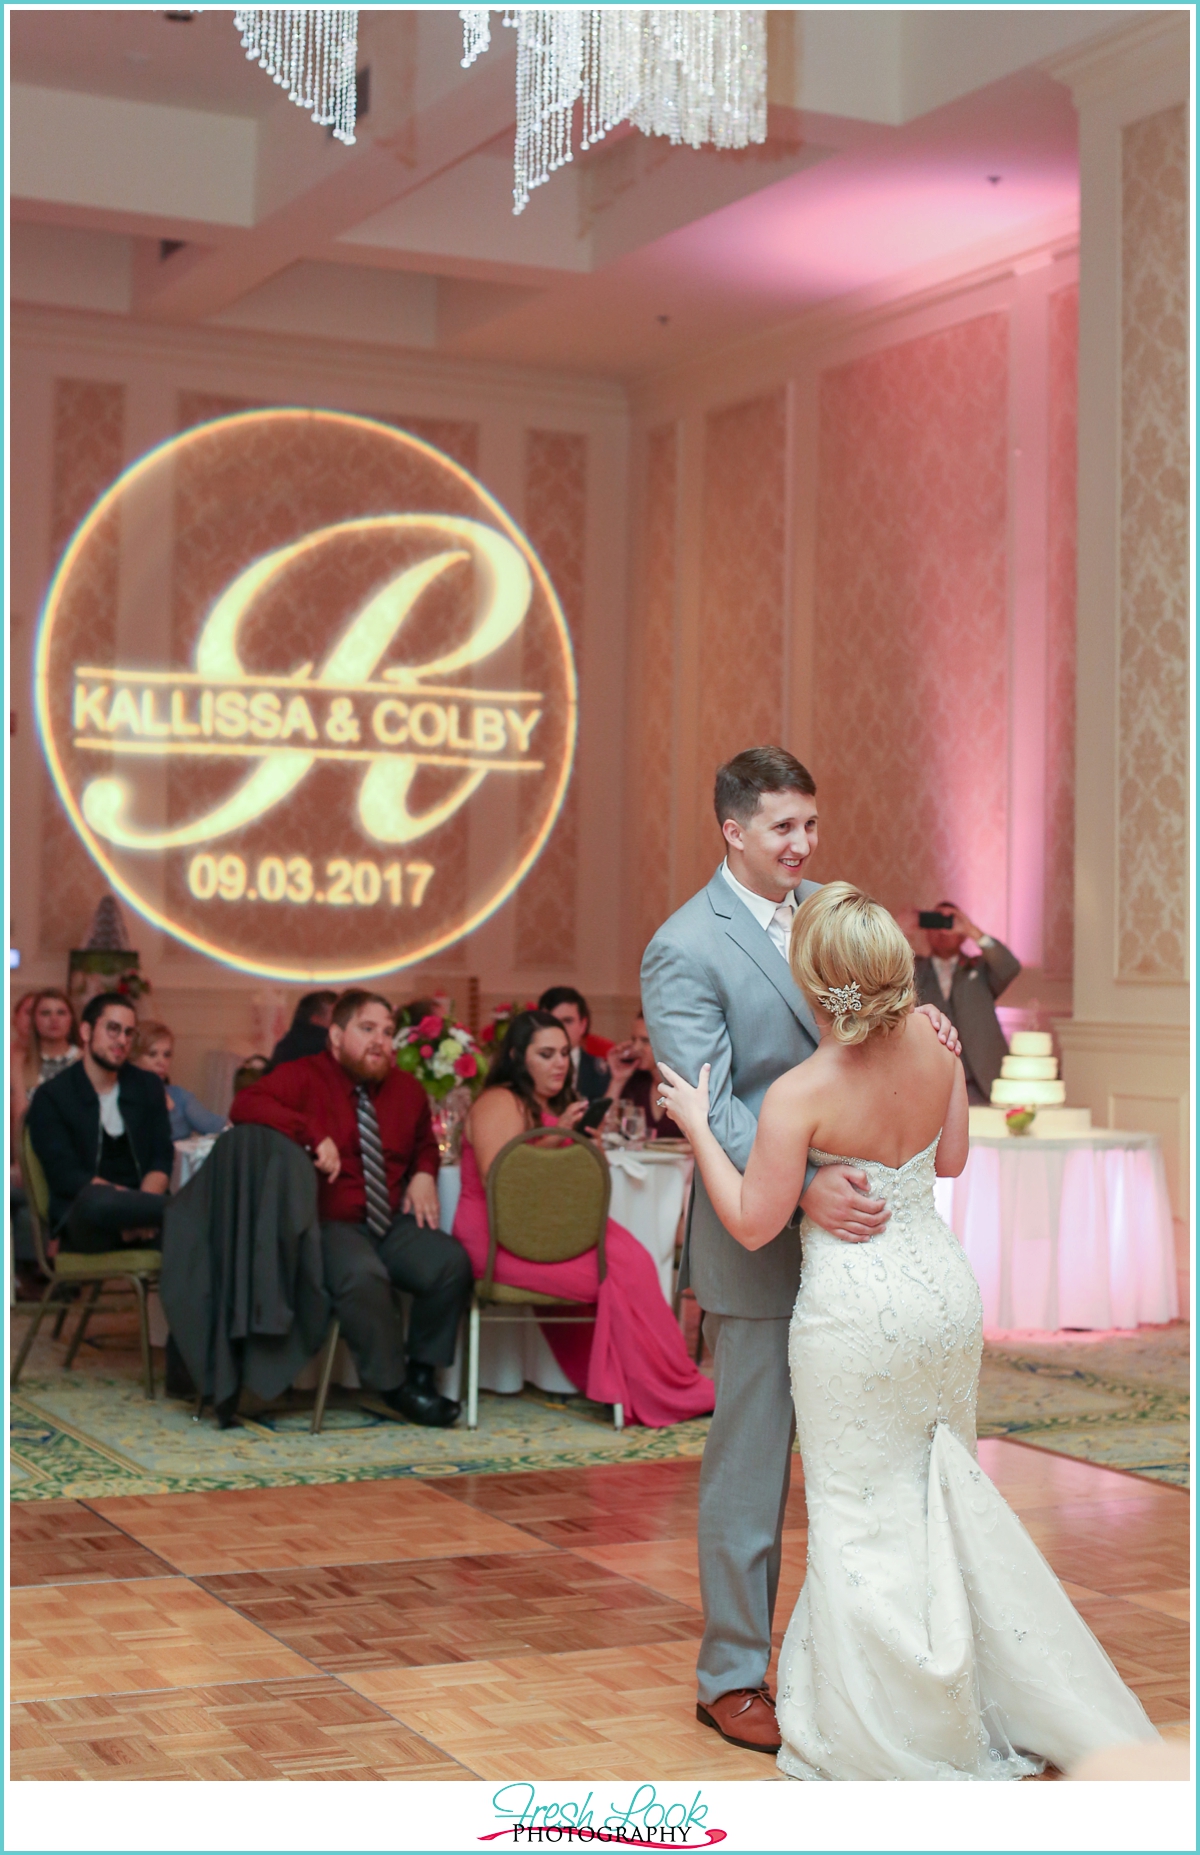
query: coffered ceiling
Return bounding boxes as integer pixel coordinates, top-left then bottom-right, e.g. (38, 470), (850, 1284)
(9, 6), (1150, 378)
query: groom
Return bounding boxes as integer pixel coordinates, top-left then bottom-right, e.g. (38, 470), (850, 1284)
(641, 746), (960, 1752)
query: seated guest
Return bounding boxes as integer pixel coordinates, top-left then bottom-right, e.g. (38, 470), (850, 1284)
(23, 989), (82, 1100)
(27, 992), (173, 1253)
(454, 1011), (714, 1427)
(132, 1021), (229, 1140)
(267, 990), (337, 1071)
(913, 902), (1021, 1104)
(231, 989), (472, 1428)
(605, 1008), (687, 1141)
(537, 986), (610, 1102)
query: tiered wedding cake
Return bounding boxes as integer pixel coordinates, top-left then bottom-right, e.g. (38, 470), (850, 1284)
(991, 1031), (1065, 1106)
(969, 1032), (1093, 1137)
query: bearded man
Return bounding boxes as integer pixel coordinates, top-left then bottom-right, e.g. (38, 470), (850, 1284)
(231, 988), (472, 1426)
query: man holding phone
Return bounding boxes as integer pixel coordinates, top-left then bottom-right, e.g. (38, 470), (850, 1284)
(914, 902), (1021, 1102)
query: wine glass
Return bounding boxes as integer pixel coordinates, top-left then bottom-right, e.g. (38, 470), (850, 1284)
(618, 1101), (647, 1145)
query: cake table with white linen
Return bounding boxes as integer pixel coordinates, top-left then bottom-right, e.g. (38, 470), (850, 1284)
(932, 1128), (1178, 1332)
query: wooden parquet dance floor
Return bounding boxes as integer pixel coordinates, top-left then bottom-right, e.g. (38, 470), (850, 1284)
(9, 1441), (1190, 1781)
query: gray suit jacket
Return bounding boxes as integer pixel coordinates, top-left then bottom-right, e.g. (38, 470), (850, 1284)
(913, 937), (1021, 1098)
(641, 866), (821, 1318)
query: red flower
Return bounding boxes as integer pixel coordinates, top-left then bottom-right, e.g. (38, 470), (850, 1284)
(481, 1025), (495, 1042)
(420, 1044), (434, 1058)
(416, 1014), (443, 1039)
(453, 1053), (477, 1079)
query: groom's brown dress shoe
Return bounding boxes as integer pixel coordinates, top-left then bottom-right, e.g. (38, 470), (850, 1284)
(696, 1687), (781, 1753)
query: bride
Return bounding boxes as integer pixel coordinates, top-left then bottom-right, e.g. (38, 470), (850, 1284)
(658, 882), (1159, 1781)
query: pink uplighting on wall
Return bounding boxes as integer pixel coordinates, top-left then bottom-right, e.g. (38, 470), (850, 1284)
(811, 314), (1010, 935)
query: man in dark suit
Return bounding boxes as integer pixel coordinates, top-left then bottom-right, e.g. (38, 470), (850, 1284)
(537, 986), (610, 1103)
(28, 991), (174, 1251)
(914, 902), (1021, 1103)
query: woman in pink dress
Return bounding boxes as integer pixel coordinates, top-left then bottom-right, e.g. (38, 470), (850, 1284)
(454, 1011), (714, 1427)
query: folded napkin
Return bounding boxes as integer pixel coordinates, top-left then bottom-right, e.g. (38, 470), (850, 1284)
(605, 1147), (650, 1182)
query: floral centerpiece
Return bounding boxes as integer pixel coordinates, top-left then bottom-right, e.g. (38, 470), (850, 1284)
(479, 1000), (537, 1050)
(393, 1012), (483, 1102)
(1004, 1105), (1037, 1136)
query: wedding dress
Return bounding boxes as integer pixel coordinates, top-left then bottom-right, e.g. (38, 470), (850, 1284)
(775, 1139), (1159, 1781)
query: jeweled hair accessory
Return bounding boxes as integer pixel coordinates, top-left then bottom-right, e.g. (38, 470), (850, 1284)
(820, 981), (863, 1015)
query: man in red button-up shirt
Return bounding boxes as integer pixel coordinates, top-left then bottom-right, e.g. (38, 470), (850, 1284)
(231, 990), (472, 1426)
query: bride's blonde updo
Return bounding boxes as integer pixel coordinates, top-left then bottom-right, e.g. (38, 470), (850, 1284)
(790, 882), (915, 1046)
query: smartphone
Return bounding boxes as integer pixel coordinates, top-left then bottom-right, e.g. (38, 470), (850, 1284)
(918, 911), (955, 930)
(578, 1096), (612, 1133)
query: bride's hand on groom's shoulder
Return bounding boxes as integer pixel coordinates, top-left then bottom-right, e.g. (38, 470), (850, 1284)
(656, 1061), (709, 1138)
(915, 1002), (962, 1057)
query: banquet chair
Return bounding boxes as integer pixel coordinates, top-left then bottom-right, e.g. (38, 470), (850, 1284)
(470, 1127), (620, 1429)
(669, 1207), (706, 1364)
(310, 1315), (342, 1434)
(12, 1128), (162, 1399)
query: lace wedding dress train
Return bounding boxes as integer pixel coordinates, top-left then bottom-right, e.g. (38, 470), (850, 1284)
(775, 1140), (1159, 1782)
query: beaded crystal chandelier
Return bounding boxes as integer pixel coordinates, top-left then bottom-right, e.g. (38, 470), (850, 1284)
(233, 7), (359, 144)
(460, 7), (768, 214)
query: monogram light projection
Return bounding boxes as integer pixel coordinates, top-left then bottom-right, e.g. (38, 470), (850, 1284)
(37, 410), (576, 980)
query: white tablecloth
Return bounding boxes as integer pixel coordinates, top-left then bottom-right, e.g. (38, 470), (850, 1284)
(932, 1131), (1178, 1332)
(171, 1135), (217, 1192)
(606, 1146), (694, 1302)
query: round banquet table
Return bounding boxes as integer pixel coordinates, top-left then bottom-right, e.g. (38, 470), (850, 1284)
(932, 1130), (1178, 1332)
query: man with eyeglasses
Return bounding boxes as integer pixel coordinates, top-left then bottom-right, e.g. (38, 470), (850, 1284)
(27, 990), (174, 1253)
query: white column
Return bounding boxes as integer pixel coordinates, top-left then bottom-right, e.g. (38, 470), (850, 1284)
(1046, 18), (1190, 1219)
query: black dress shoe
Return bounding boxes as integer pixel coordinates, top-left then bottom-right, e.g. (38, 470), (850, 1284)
(381, 1364), (461, 1428)
(381, 1382), (462, 1427)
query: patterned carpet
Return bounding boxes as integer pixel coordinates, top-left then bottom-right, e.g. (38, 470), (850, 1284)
(9, 1310), (1189, 1500)
(976, 1323), (1191, 1488)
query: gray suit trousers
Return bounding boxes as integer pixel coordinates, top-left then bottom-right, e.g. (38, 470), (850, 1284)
(696, 1311), (796, 1702)
(321, 1216), (472, 1391)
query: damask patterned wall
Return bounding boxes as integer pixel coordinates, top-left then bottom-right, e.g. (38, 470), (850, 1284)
(1117, 105), (1189, 982)
(179, 390), (481, 476)
(40, 378), (127, 955)
(635, 426), (678, 958)
(694, 392), (787, 891)
(1044, 284), (1079, 982)
(516, 429), (587, 968)
(811, 316), (1010, 930)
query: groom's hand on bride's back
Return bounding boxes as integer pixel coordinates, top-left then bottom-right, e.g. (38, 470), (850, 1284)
(798, 1166), (889, 1243)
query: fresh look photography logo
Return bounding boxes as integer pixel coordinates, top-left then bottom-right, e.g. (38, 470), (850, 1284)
(479, 1785), (727, 1848)
(37, 410), (576, 981)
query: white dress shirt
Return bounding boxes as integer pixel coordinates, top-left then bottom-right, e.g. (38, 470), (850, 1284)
(722, 860), (796, 961)
(931, 954), (958, 1002)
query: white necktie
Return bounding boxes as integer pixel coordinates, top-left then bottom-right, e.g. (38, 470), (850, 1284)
(768, 900), (795, 961)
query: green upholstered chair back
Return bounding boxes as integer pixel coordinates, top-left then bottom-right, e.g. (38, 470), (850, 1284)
(20, 1126), (53, 1274)
(483, 1128), (611, 1296)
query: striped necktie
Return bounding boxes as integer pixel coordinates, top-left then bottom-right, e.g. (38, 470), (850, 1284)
(355, 1084), (392, 1239)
